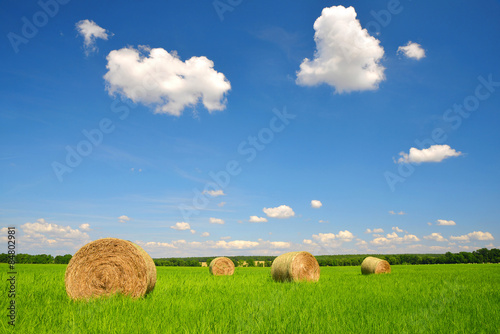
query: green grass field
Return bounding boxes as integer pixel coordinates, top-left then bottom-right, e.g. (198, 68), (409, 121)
(1, 264), (499, 333)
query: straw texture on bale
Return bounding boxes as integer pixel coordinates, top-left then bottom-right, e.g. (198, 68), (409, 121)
(65, 238), (157, 300)
(209, 257), (235, 276)
(271, 251), (320, 282)
(361, 256), (391, 275)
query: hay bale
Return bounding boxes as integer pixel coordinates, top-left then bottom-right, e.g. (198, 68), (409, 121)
(209, 257), (235, 276)
(361, 256), (391, 275)
(271, 251), (320, 282)
(65, 238), (157, 300)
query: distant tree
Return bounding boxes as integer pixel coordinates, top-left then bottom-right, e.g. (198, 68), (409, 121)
(54, 254), (72, 264)
(246, 259), (255, 267)
(0, 253), (8, 263)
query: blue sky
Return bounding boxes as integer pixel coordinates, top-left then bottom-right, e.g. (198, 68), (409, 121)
(1, 0), (499, 257)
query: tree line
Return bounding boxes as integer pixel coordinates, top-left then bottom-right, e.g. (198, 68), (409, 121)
(1, 248), (498, 266)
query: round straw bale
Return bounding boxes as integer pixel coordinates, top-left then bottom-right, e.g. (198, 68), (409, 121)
(361, 256), (391, 275)
(65, 238), (157, 300)
(209, 257), (235, 276)
(271, 251), (320, 282)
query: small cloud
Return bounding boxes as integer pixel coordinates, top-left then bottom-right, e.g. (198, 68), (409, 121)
(209, 217), (225, 225)
(170, 222), (191, 231)
(203, 190), (225, 197)
(424, 232), (447, 242)
(217, 202), (226, 207)
(311, 200), (322, 209)
(312, 230), (354, 243)
(386, 232), (399, 239)
(436, 219), (456, 226)
(392, 226), (404, 233)
(190, 229), (196, 234)
(397, 41), (426, 60)
(79, 223), (90, 231)
(75, 19), (111, 55)
(356, 239), (368, 246)
(389, 210), (406, 215)
(220, 236), (231, 240)
(249, 216), (268, 223)
(365, 228), (384, 234)
(201, 232), (210, 237)
(396, 145), (462, 164)
(118, 215), (131, 223)
(450, 231), (494, 243)
(318, 220), (329, 223)
(427, 222), (432, 226)
(263, 205), (295, 219)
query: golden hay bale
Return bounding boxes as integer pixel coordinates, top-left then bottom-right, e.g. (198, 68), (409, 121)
(361, 256), (391, 275)
(209, 257), (235, 276)
(65, 238), (157, 300)
(271, 251), (320, 282)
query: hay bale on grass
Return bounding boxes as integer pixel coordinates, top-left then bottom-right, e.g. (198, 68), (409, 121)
(361, 256), (391, 275)
(209, 257), (235, 276)
(271, 251), (320, 282)
(65, 238), (156, 300)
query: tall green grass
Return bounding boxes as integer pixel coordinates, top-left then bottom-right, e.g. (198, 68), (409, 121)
(1, 264), (499, 333)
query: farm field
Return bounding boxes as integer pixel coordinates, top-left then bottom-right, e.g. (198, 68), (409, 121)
(1, 264), (499, 333)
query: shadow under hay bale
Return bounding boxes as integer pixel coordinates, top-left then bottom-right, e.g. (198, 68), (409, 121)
(271, 251), (320, 282)
(209, 257), (235, 276)
(65, 238), (157, 300)
(361, 256), (391, 275)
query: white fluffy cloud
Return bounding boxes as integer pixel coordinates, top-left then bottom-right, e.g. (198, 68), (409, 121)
(20, 219), (90, 251)
(170, 222), (191, 230)
(365, 228), (384, 234)
(436, 219), (456, 226)
(75, 20), (111, 55)
(214, 240), (259, 249)
(217, 202), (226, 207)
(118, 215), (131, 223)
(209, 217), (225, 225)
(397, 41), (426, 60)
(371, 233), (420, 246)
(397, 145), (462, 164)
(392, 227), (404, 233)
(201, 232), (210, 237)
(190, 229), (196, 234)
(450, 231), (494, 243)
(203, 190), (226, 197)
(269, 241), (292, 249)
(22, 219), (89, 240)
(389, 210), (406, 215)
(296, 5), (385, 93)
(79, 223), (90, 231)
(424, 232), (447, 242)
(249, 216), (268, 223)
(312, 230), (354, 243)
(263, 205), (295, 219)
(104, 46), (231, 116)
(311, 200), (322, 209)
